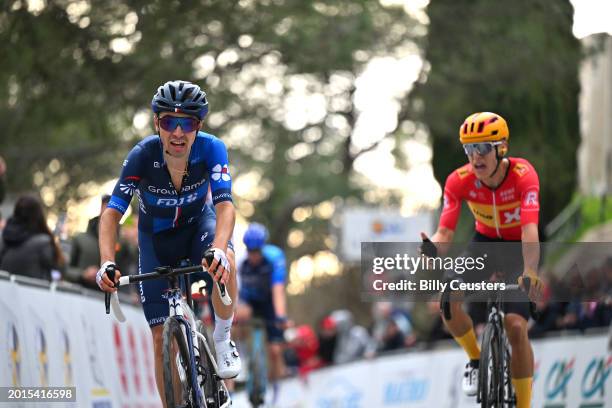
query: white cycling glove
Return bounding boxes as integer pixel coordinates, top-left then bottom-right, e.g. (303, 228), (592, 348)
(97, 261), (116, 290)
(209, 247), (230, 273)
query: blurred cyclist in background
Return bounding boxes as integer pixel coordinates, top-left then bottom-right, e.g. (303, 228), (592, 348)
(236, 223), (289, 398)
(421, 112), (543, 408)
(96, 80), (241, 404)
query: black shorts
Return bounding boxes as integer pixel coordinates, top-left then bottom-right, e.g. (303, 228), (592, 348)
(450, 232), (531, 321)
(242, 299), (285, 343)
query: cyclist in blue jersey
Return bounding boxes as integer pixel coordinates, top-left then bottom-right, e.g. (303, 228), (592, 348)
(236, 223), (289, 386)
(96, 80), (241, 402)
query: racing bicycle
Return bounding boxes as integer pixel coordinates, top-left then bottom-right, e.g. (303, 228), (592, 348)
(105, 249), (233, 408)
(477, 278), (536, 408)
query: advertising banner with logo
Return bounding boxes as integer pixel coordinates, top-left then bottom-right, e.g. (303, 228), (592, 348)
(0, 278), (159, 408)
(339, 207), (433, 262)
(237, 333), (610, 408)
(533, 335), (611, 408)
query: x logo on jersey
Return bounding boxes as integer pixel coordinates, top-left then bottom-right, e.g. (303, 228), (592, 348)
(503, 207), (521, 224)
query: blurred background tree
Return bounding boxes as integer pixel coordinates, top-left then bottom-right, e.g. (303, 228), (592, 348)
(0, 0), (423, 260)
(414, 0), (581, 240)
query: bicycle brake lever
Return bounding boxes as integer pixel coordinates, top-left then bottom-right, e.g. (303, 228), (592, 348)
(111, 292), (126, 322)
(522, 276), (531, 294)
(204, 249), (232, 306)
(216, 281), (232, 306)
(104, 263), (116, 315)
(105, 293), (111, 314)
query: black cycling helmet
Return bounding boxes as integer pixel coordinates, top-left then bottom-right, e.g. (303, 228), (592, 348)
(151, 80), (209, 120)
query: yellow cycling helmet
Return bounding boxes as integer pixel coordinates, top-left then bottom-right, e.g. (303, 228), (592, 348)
(459, 112), (509, 144)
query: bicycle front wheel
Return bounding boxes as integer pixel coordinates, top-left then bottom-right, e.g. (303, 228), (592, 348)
(479, 323), (503, 408)
(162, 317), (197, 408)
(195, 320), (223, 407)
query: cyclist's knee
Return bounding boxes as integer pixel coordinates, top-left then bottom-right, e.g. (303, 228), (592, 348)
(268, 343), (283, 361)
(505, 315), (528, 346)
(234, 302), (252, 322)
(268, 342), (283, 358)
(443, 300), (464, 321)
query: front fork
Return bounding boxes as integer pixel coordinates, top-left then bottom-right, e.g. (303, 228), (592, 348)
(168, 289), (205, 404)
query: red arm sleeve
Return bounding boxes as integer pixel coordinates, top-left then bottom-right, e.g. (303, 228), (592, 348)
(439, 171), (463, 231)
(518, 162), (540, 226)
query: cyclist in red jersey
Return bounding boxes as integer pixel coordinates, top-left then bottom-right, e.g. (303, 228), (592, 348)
(421, 112), (543, 408)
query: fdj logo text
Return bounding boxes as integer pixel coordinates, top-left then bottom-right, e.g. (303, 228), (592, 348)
(156, 194), (198, 206)
(581, 357), (611, 402)
(545, 359), (574, 400)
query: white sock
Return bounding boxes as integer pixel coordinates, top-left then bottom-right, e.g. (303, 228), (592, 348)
(213, 313), (233, 343)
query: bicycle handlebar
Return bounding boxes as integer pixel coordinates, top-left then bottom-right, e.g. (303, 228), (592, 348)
(117, 264), (204, 286)
(105, 249), (232, 322)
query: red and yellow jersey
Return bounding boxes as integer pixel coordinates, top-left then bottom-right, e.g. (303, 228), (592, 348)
(439, 157), (540, 240)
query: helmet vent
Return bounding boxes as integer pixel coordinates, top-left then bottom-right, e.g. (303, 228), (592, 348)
(477, 122), (485, 133)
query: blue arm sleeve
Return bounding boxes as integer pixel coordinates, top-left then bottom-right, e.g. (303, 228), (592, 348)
(263, 245), (287, 285)
(207, 136), (233, 205)
(107, 145), (144, 214)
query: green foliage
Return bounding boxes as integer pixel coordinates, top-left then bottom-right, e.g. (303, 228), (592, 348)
(574, 195), (612, 240)
(415, 0), (581, 229)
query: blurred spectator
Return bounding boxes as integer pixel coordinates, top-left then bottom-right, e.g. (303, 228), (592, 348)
(0, 194), (65, 280)
(317, 315), (337, 366)
(67, 195), (135, 290)
(286, 325), (324, 376)
(330, 309), (371, 364)
(411, 301), (450, 343)
(368, 302), (416, 355)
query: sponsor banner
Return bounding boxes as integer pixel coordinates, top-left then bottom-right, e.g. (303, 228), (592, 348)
(0, 278), (159, 408)
(372, 352), (435, 407)
(308, 360), (375, 407)
(533, 335), (611, 408)
(235, 334), (610, 408)
(338, 207), (433, 262)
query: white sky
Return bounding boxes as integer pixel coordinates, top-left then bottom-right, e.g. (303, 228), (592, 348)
(571, 0), (612, 38)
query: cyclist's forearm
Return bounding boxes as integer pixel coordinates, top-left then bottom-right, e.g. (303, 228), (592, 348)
(271, 283), (287, 318)
(521, 223), (540, 273)
(99, 208), (122, 264)
(212, 201), (235, 251)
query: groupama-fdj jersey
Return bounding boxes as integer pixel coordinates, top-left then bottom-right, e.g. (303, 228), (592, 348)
(439, 157), (540, 240)
(107, 132), (232, 233)
(107, 132), (233, 326)
(239, 245), (287, 303)
(239, 244), (287, 341)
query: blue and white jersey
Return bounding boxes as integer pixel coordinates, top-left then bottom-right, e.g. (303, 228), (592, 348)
(107, 132), (232, 233)
(239, 244), (287, 303)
